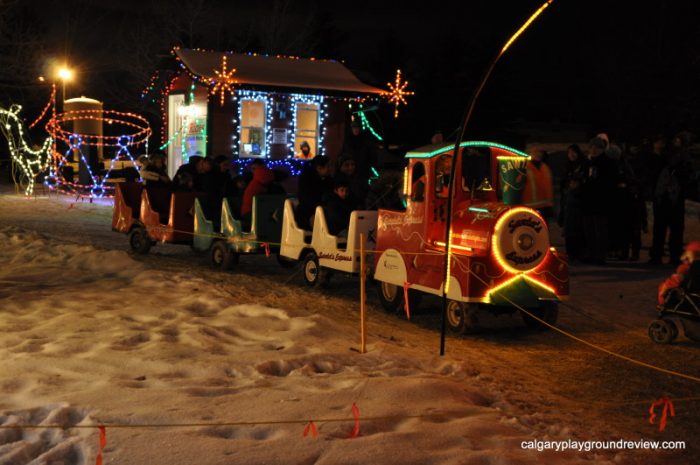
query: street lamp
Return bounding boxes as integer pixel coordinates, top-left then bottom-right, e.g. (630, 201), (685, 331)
(57, 66), (74, 104)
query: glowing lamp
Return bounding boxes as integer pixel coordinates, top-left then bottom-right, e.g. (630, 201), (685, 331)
(57, 67), (73, 82)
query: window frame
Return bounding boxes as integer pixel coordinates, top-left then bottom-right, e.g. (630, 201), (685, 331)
(239, 98), (268, 158)
(294, 102), (320, 158)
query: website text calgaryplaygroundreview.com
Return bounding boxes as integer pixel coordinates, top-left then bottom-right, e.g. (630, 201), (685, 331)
(521, 439), (686, 453)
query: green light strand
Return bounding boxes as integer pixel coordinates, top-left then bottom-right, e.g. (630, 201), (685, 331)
(358, 109), (383, 141)
(160, 128), (181, 151)
(407, 140), (529, 159)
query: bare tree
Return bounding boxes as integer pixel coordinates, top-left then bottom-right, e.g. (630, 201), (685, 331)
(0, 0), (50, 105)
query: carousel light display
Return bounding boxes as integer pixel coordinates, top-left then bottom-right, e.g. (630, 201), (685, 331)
(44, 109), (151, 198)
(0, 104), (53, 196)
(210, 55), (238, 107)
(28, 84), (57, 129)
(383, 69), (414, 118)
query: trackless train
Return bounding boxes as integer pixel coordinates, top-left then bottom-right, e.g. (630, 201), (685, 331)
(112, 141), (569, 334)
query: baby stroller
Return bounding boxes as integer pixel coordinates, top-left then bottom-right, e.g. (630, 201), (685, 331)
(648, 261), (700, 344)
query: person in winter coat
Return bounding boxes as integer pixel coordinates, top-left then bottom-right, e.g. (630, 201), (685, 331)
(580, 136), (618, 265)
(650, 133), (692, 265)
(173, 155), (204, 191)
(323, 177), (355, 237)
(558, 144), (586, 261)
(522, 145), (554, 222)
(615, 144), (648, 261)
(340, 119), (377, 185)
(296, 141), (313, 159)
(337, 154), (367, 208)
(295, 156), (333, 230)
(140, 153), (171, 188)
(241, 166), (275, 221)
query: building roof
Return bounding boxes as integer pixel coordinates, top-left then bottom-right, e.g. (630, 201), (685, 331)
(175, 48), (384, 96)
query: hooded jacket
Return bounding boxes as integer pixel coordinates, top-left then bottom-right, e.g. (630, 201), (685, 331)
(241, 167), (275, 217)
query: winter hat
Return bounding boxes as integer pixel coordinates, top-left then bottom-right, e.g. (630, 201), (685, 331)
(589, 136), (607, 149)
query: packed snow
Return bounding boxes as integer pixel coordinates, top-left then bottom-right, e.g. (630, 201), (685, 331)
(1, 189), (698, 464)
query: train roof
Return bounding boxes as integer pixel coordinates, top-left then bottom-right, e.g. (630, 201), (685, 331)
(405, 140), (529, 159)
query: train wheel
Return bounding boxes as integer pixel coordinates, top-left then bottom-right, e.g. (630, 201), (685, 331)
(521, 302), (558, 330)
(378, 281), (402, 313)
(446, 301), (465, 334)
(211, 241), (238, 270)
(648, 319), (677, 344)
(303, 253), (331, 288)
(446, 301), (478, 334)
(378, 282), (422, 314)
(128, 227), (151, 255)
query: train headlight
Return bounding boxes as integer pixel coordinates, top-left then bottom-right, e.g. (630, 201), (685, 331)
(492, 207), (548, 273)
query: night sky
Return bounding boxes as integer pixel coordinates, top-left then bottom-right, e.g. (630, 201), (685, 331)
(2, 0), (699, 148)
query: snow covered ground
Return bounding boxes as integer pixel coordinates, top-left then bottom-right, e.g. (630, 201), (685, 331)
(0, 186), (698, 465)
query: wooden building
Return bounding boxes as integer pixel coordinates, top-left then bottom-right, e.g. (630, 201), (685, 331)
(161, 47), (384, 178)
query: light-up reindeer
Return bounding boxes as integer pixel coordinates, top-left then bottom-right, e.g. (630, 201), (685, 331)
(0, 104), (53, 196)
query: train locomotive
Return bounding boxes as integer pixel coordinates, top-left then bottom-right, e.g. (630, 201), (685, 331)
(373, 141), (568, 333)
(112, 141), (569, 334)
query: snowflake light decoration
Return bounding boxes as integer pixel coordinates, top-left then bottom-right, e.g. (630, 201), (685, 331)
(210, 55), (238, 106)
(383, 69), (414, 118)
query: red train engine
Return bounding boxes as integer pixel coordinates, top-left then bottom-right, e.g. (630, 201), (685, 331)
(373, 141), (569, 333)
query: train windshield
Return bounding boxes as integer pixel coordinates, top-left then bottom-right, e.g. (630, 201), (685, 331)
(461, 146), (492, 193)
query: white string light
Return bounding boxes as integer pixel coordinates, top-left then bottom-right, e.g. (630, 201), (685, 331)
(0, 104), (53, 196)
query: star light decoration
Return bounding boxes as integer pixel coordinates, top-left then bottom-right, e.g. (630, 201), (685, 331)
(383, 69), (414, 118)
(210, 55), (238, 106)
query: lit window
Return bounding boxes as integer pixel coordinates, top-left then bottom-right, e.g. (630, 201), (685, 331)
(240, 99), (266, 157)
(294, 103), (319, 159)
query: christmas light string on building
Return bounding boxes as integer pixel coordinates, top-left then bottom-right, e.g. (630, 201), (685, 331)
(170, 47), (379, 105)
(159, 74), (179, 144)
(357, 105), (383, 141)
(383, 69), (414, 118)
(159, 128), (181, 151)
(231, 89), (274, 158)
(289, 93), (326, 157)
(0, 104), (53, 196)
(232, 157), (306, 177)
(180, 84), (194, 162)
